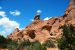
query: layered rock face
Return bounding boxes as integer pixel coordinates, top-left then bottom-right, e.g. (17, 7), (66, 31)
(7, 0), (75, 44)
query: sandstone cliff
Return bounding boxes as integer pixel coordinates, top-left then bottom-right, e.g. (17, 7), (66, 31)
(7, 0), (75, 45)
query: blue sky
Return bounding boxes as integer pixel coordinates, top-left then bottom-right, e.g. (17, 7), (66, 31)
(0, 0), (70, 37)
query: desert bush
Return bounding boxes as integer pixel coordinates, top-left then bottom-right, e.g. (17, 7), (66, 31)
(58, 24), (75, 50)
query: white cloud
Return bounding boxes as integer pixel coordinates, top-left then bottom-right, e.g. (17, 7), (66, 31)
(0, 17), (19, 28)
(0, 17), (20, 37)
(43, 17), (52, 20)
(10, 10), (21, 16)
(0, 11), (6, 17)
(36, 10), (42, 15)
(37, 10), (42, 13)
(0, 10), (20, 37)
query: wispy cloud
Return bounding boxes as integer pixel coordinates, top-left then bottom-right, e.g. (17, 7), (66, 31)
(43, 17), (52, 20)
(0, 11), (6, 17)
(10, 10), (21, 16)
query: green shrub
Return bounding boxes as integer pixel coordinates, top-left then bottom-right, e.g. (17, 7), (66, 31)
(43, 40), (55, 48)
(58, 24), (75, 50)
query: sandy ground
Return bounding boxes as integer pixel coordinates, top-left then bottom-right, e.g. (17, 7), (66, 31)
(47, 48), (59, 50)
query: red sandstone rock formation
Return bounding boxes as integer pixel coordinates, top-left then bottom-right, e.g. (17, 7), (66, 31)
(7, 0), (75, 45)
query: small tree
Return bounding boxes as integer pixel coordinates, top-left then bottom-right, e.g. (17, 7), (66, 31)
(0, 35), (6, 43)
(42, 39), (55, 48)
(58, 24), (75, 50)
(0, 35), (18, 50)
(0, 35), (7, 48)
(6, 39), (18, 50)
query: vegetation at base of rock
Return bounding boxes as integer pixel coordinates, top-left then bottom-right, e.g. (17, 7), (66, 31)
(58, 24), (75, 50)
(16, 40), (47, 50)
(0, 35), (18, 50)
(0, 36), (56, 50)
(42, 39), (55, 48)
(0, 35), (7, 48)
(0, 35), (6, 43)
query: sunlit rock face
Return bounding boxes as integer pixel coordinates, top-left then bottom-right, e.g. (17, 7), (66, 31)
(8, 0), (75, 44)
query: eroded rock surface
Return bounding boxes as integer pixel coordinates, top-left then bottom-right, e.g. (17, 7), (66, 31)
(7, 0), (75, 50)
